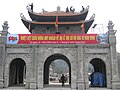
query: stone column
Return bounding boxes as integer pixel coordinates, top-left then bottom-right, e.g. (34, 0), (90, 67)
(0, 46), (4, 88)
(68, 49), (78, 90)
(77, 45), (85, 90)
(0, 21), (9, 88)
(37, 47), (43, 89)
(108, 21), (120, 89)
(28, 46), (37, 89)
(84, 61), (89, 89)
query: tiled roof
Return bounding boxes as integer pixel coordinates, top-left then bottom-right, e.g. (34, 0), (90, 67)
(36, 11), (81, 16)
(28, 20), (85, 25)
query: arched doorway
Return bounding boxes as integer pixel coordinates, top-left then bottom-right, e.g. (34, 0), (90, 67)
(9, 58), (26, 86)
(118, 59), (120, 78)
(89, 58), (106, 87)
(44, 53), (71, 85)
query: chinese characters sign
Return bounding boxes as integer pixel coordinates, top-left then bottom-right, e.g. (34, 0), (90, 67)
(6, 34), (99, 44)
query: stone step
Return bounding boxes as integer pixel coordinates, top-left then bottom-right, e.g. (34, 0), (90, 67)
(0, 87), (112, 90)
(43, 88), (71, 90)
(0, 88), (71, 90)
(89, 88), (111, 90)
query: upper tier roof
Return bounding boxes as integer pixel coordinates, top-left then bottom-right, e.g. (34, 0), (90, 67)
(27, 6), (89, 22)
(21, 5), (95, 34)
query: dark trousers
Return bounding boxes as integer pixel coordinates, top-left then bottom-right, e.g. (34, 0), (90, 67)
(62, 82), (64, 87)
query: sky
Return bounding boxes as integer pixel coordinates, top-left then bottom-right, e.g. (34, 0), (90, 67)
(0, 0), (120, 52)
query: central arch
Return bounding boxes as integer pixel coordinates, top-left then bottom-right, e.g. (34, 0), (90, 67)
(44, 53), (71, 85)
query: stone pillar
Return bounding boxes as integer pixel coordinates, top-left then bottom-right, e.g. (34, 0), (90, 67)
(29, 46), (37, 89)
(77, 45), (85, 90)
(108, 21), (120, 89)
(68, 47), (77, 89)
(0, 46), (4, 88)
(84, 61), (89, 89)
(25, 46), (37, 89)
(0, 21), (9, 88)
(37, 48), (43, 89)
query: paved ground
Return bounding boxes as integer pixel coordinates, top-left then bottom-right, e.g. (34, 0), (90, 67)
(0, 83), (112, 90)
(0, 88), (112, 90)
(0, 86), (112, 90)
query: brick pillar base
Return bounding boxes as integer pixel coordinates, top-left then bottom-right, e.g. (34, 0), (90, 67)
(30, 82), (37, 89)
(25, 80), (37, 89)
(78, 84), (85, 90)
(0, 79), (4, 88)
(112, 79), (120, 89)
(77, 80), (85, 90)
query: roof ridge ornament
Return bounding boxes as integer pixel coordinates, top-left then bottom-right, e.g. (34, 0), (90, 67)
(80, 5), (89, 13)
(57, 6), (60, 13)
(42, 8), (47, 13)
(108, 20), (117, 35)
(89, 14), (95, 20)
(1, 21), (9, 36)
(2, 21), (9, 31)
(20, 13), (26, 20)
(26, 3), (33, 12)
(26, 5), (31, 12)
(108, 20), (114, 30)
(66, 6), (69, 12)
(86, 5), (89, 11)
(70, 6), (75, 13)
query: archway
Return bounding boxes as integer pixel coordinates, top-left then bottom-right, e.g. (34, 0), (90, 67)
(9, 58), (26, 86)
(89, 58), (106, 87)
(44, 53), (71, 85)
(118, 59), (120, 78)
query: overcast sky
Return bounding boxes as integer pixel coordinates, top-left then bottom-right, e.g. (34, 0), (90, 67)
(0, 0), (120, 52)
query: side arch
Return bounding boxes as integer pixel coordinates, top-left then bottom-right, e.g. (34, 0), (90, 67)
(90, 58), (106, 73)
(85, 55), (112, 88)
(89, 58), (106, 87)
(9, 58), (26, 86)
(4, 54), (31, 88)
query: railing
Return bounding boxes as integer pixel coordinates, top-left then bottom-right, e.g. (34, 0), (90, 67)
(90, 24), (105, 34)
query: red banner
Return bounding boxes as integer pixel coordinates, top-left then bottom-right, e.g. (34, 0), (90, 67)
(7, 34), (98, 44)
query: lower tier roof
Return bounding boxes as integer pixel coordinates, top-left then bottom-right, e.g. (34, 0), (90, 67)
(21, 15), (94, 34)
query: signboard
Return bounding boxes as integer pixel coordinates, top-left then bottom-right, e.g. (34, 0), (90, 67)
(6, 34), (105, 44)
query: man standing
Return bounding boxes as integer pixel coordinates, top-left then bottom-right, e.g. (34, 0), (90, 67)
(61, 74), (65, 87)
